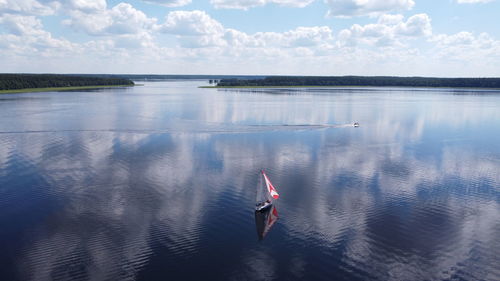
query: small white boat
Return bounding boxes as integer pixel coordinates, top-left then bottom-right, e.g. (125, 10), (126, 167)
(353, 122), (360, 127)
(255, 170), (279, 212)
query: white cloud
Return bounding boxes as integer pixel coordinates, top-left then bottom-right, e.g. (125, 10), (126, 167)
(160, 10), (226, 47)
(273, 0), (315, 6)
(0, 13), (77, 56)
(161, 10), (224, 36)
(67, 0), (107, 11)
(325, 0), (415, 17)
(431, 31), (477, 46)
(1, 1), (499, 76)
(429, 31), (500, 62)
(282, 26), (334, 47)
(210, 0), (314, 10)
(159, 10), (334, 49)
(338, 14), (431, 47)
(0, 1), (161, 66)
(64, 3), (157, 36)
(393, 13), (432, 36)
(265, 27), (333, 48)
(0, 14), (44, 36)
(142, 0), (192, 7)
(0, 0), (108, 15)
(0, 0), (60, 16)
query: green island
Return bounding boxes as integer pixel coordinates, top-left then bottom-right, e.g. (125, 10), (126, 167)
(206, 76), (500, 89)
(0, 74), (135, 94)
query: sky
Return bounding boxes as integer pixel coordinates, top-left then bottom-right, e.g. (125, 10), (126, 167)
(0, 0), (499, 76)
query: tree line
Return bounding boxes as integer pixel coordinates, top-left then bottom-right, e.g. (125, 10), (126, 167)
(216, 76), (500, 88)
(0, 74), (134, 90)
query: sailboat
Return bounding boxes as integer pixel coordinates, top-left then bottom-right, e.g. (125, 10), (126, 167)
(255, 170), (279, 212)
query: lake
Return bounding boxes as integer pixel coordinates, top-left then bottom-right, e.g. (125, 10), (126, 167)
(1, 81), (499, 281)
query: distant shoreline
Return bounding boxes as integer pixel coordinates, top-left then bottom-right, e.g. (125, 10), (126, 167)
(0, 85), (135, 94)
(0, 74), (135, 94)
(211, 76), (500, 89)
(200, 85), (500, 90)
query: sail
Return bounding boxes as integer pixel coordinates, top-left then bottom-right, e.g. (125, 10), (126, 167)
(262, 170), (279, 200)
(255, 170), (279, 211)
(256, 172), (268, 205)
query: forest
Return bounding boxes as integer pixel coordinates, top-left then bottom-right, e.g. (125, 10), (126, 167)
(216, 76), (500, 88)
(0, 74), (134, 90)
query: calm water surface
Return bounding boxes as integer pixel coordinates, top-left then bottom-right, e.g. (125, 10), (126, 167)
(0, 81), (499, 281)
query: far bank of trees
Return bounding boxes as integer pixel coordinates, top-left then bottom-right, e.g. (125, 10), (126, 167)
(216, 76), (500, 88)
(0, 74), (134, 90)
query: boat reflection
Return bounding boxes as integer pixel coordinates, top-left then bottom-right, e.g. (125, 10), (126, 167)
(254, 205), (278, 240)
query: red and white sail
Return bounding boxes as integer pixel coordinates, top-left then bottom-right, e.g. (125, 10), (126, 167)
(262, 170), (279, 200)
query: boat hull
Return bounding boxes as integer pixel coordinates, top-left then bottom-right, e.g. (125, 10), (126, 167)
(255, 201), (272, 212)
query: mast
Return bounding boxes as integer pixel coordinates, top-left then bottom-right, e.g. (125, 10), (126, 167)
(256, 172), (267, 204)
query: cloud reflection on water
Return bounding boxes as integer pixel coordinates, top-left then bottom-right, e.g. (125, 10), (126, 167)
(0, 82), (499, 280)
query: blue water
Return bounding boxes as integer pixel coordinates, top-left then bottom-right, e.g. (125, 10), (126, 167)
(0, 81), (499, 280)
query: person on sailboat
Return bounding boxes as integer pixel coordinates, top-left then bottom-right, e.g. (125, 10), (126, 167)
(255, 199), (271, 210)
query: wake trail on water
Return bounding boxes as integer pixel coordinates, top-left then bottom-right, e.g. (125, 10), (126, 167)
(0, 123), (357, 135)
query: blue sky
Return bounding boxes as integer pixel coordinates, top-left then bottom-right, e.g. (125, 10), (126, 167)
(1, 0), (499, 76)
